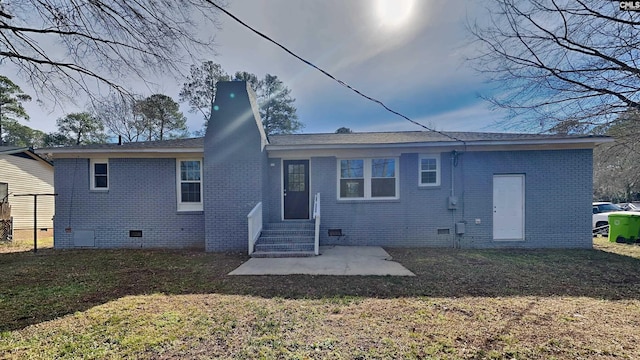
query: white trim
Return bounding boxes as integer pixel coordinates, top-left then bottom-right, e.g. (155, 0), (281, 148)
(0, 147), (53, 167)
(247, 202), (262, 255)
(267, 143), (603, 159)
(313, 193), (320, 255)
(280, 159), (284, 221)
(281, 158), (312, 221)
(336, 157), (399, 201)
(418, 154), (441, 187)
(267, 137), (611, 151)
(89, 158), (109, 191)
(176, 158), (203, 212)
(45, 152), (204, 161)
(42, 147), (204, 155)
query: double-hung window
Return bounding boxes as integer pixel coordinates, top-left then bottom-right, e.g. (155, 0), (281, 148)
(338, 158), (398, 200)
(177, 159), (203, 211)
(340, 159), (365, 198)
(90, 159), (109, 190)
(419, 154), (440, 187)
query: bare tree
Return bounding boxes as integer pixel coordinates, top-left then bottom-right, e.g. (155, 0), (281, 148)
(0, 0), (224, 105)
(94, 93), (189, 141)
(468, 1), (640, 133)
(93, 94), (147, 142)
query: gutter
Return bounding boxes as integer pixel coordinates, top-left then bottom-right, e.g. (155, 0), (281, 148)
(266, 137), (613, 151)
(36, 147), (205, 156)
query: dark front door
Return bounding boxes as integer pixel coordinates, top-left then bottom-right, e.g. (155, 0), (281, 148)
(283, 160), (309, 219)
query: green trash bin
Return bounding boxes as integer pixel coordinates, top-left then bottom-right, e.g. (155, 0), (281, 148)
(608, 213), (640, 243)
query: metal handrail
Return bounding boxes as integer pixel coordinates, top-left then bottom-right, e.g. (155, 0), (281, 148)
(313, 193), (320, 255)
(247, 202), (263, 255)
(593, 223), (609, 236)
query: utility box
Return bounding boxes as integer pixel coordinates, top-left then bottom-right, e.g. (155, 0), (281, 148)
(73, 230), (95, 247)
(455, 222), (465, 235)
(608, 213), (640, 243)
(448, 196), (458, 210)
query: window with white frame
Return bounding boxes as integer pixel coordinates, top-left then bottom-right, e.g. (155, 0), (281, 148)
(90, 159), (109, 190)
(177, 159), (203, 211)
(338, 158), (398, 199)
(419, 154), (440, 186)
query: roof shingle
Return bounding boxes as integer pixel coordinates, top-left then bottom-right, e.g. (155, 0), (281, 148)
(38, 137), (204, 151)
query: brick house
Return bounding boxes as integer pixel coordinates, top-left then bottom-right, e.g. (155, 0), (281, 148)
(41, 81), (608, 254)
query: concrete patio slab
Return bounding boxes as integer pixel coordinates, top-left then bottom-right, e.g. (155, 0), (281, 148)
(228, 246), (415, 276)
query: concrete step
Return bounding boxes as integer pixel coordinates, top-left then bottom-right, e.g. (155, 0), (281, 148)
(251, 250), (316, 258)
(264, 222), (314, 230)
(251, 222), (317, 258)
(257, 236), (315, 244)
(261, 229), (315, 237)
(255, 242), (314, 253)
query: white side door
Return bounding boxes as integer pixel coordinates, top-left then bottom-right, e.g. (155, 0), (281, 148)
(493, 174), (525, 240)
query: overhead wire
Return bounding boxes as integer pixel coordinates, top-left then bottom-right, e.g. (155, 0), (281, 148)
(206, 1), (466, 144)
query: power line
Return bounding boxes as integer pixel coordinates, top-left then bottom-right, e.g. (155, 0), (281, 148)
(206, 1), (465, 143)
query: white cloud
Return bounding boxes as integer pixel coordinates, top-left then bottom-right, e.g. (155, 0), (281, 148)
(354, 102), (508, 133)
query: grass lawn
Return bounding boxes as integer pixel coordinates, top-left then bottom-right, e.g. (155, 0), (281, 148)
(1, 237), (639, 359)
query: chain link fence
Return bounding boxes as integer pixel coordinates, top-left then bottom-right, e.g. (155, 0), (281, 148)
(1, 200), (11, 242)
(0, 219), (12, 243)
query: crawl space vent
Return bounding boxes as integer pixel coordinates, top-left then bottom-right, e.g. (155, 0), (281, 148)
(328, 229), (343, 237)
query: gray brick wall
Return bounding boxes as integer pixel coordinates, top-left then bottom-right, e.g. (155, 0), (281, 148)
(459, 149), (592, 249)
(204, 81), (267, 252)
(267, 149), (592, 249)
(53, 157), (204, 249)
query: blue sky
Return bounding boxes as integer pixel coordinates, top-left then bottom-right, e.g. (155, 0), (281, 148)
(17, 0), (508, 135)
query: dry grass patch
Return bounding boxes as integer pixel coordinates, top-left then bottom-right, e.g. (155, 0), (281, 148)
(594, 235), (640, 258)
(2, 295), (638, 359)
(1, 239), (639, 359)
(0, 237), (53, 254)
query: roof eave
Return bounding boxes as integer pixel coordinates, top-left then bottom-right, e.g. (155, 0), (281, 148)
(36, 147), (205, 156)
(266, 137), (612, 151)
(1, 147), (53, 166)
(0, 146), (30, 155)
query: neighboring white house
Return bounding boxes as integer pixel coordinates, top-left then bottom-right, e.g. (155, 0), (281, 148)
(0, 147), (54, 240)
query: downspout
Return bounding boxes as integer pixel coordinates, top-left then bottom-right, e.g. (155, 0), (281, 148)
(450, 151), (455, 199)
(449, 150), (463, 249)
(450, 151), (456, 248)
